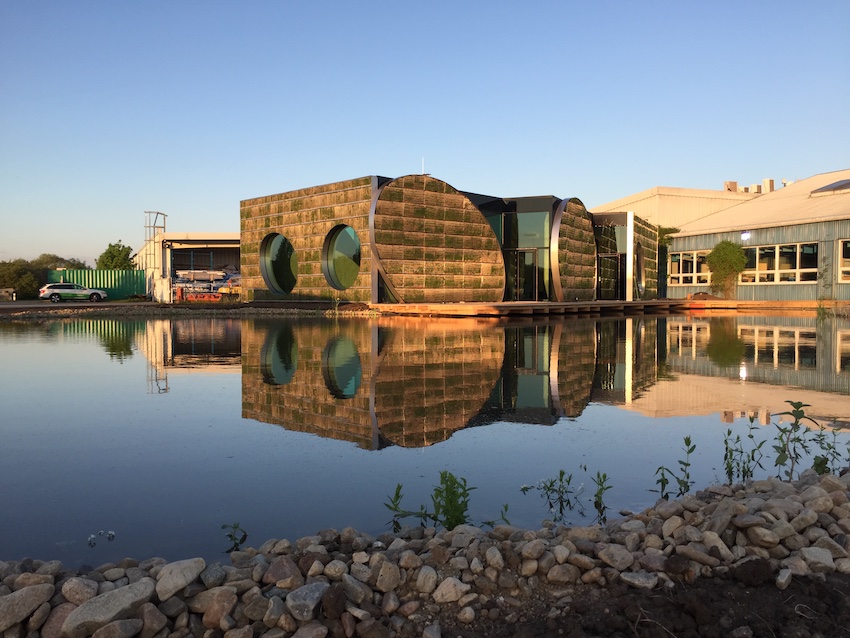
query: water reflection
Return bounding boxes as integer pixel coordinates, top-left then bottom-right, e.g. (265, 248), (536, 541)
(241, 317), (667, 448)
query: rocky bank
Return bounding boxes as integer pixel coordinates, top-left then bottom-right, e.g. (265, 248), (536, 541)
(2, 469), (850, 638)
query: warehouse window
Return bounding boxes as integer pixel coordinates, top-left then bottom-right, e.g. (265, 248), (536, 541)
(668, 251), (710, 285)
(740, 243), (818, 284)
(840, 240), (850, 282)
(260, 233), (298, 293)
(323, 225), (361, 290)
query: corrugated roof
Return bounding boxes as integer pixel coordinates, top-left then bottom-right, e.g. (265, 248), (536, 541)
(674, 169), (850, 237)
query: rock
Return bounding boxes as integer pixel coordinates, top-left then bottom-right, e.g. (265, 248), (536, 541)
(598, 544), (634, 570)
(432, 577), (470, 603)
(62, 578), (156, 638)
(619, 571), (658, 590)
(775, 568), (793, 590)
(155, 559), (205, 601)
(62, 578), (99, 605)
(286, 582), (330, 621)
(373, 561), (400, 593)
(415, 566), (438, 594)
(354, 617), (388, 638)
(422, 623), (441, 638)
(746, 526), (780, 548)
(0, 583), (55, 632)
(91, 618), (144, 638)
(290, 621), (329, 638)
(41, 602), (75, 638)
(457, 606), (475, 623)
(341, 573), (373, 604)
(800, 547), (836, 573)
(484, 546), (504, 569)
(546, 564), (580, 584)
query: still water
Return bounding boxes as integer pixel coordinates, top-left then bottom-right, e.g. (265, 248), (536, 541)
(1, 314), (849, 569)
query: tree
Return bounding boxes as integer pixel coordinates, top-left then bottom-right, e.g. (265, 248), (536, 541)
(0, 261), (40, 298)
(706, 240), (747, 299)
(96, 241), (135, 270)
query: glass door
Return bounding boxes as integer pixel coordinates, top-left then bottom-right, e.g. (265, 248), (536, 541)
(507, 250), (538, 301)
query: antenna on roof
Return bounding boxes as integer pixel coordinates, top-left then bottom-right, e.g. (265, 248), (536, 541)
(422, 157), (425, 175)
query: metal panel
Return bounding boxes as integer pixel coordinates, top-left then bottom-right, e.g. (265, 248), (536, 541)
(48, 269), (146, 300)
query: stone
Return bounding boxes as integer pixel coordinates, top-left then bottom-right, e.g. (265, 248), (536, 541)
(373, 561), (400, 593)
(790, 509), (819, 532)
(746, 526), (780, 548)
(201, 587), (237, 629)
(813, 535), (848, 558)
(199, 563), (226, 588)
(286, 582), (330, 621)
(432, 576), (470, 603)
(458, 606), (475, 623)
(800, 547), (835, 573)
(546, 564), (580, 584)
(323, 559), (348, 580)
(520, 539), (546, 560)
(484, 546), (504, 569)
(322, 584), (347, 620)
(776, 568), (793, 590)
(341, 573), (373, 604)
(62, 578), (100, 605)
(41, 602), (75, 638)
(265, 555), (304, 589)
(91, 618), (144, 638)
(619, 571), (658, 590)
(598, 545), (634, 571)
(155, 559), (205, 602)
(422, 623), (441, 638)
(62, 578), (156, 638)
(661, 516), (684, 538)
(353, 617), (388, 638)
(289, 621), (329, 638)
(0, 583), (55, 632)
(655, 500), (684, 520)
(415, 566), (438, 594)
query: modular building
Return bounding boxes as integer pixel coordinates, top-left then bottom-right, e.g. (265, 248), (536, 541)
(240, 174), (657, 304)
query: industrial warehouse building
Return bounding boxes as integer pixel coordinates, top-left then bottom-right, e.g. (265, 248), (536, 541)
(666, 169), (850, 301)
(239, 174), (658, 304)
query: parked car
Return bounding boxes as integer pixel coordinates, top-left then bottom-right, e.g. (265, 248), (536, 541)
(39, 283), (108, 303)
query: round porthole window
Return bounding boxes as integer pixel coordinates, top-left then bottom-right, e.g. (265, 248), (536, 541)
(322, 336), (362, 399)
(260, 323), (297, 385)
(323, 225), (361, 290)
(260, 233), (298, 294)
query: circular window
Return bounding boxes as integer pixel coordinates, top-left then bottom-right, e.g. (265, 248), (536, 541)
(260, 234), (298, 294)
(322, 337), (362, 399)
(260, 323), (297, 385)
(635, 242), (646, 297)
(323, 225), (361, 290)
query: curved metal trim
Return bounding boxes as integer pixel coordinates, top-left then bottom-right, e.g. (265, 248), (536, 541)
(369, 176), (404, 304)
(551, 199), (567, 302)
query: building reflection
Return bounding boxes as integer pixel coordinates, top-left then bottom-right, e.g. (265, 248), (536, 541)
(133, 313), (850, 445)
(240, 317), (658, 449)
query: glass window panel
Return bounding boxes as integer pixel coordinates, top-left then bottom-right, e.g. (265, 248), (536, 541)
(779, 245), (797, 270)
(799, 271), (818, 282)
(800, 243), (818, 269)
(517, 211), (549, 249)
(779, 272), (797, 282)
(744, 248), (757, 270)
(758, 246), (775, 271)
(682, 253), (694, 273)
(324, 225), (361, 290)
(842, 240), (850, 266)
(670, 254), (681, 274)
(759, 272), (775, 282)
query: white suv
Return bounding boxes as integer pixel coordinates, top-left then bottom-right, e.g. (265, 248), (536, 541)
(39, 283), (108, 303)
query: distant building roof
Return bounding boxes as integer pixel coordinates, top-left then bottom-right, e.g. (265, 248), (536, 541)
(674, 169), (850, 237)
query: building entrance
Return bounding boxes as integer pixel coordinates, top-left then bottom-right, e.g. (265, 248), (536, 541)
(506, 250), (540, 301)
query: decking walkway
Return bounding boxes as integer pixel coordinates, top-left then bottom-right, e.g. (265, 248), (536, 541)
(367, 298), (844, 318)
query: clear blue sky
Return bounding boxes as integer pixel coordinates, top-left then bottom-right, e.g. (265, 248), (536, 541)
(1, 1), (848, 266)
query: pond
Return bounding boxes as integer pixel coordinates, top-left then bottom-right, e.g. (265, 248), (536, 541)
(1, 313), (849, 569)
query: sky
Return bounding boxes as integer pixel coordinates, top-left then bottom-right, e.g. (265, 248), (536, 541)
(1, 1), (848, 267)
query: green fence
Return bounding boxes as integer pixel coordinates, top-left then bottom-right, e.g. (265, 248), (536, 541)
(48, 269), (146, 300)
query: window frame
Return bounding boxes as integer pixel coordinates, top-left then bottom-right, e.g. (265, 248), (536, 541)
(668, 250), (711, 286)
(738, 242), (818, 284)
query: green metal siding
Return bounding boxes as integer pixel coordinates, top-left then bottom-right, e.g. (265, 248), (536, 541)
(48, 269), (146, 300)
(669, 219), (850, 301)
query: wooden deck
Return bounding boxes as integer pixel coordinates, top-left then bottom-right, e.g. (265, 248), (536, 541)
(367, 298), (847, 318)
